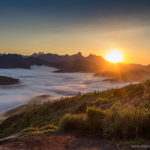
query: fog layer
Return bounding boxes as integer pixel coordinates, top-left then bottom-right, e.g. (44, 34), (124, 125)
(0, 66), (129, 111)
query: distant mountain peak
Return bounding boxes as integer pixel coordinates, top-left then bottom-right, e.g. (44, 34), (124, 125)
(71, 52), (83, 57)
(87, 53), (96, 57)
(77, 52), (82, 56)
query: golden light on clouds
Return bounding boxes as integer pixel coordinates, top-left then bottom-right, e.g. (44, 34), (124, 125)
(104, 49), (124, 63)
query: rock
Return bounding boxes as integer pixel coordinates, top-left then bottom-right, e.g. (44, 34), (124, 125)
(0, 76), (19, 85)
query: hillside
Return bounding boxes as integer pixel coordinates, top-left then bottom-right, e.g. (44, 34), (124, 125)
(1, 80), (150, 141)
(96, 69), (150, 82)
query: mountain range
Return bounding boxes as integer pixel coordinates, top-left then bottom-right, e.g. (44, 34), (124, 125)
(0, 52), (150, 82)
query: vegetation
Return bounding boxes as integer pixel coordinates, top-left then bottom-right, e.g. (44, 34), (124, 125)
(60, 114), (87, 132)
(18, 124), (58, 140)
(1, 80), (150, 140)
(86, 107), (105, 135)
(60, 106), (150, 139)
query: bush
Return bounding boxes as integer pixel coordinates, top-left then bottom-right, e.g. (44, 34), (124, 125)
(102, 106), (150, 139)
(39, 124), (58, 130)
(86, 107), (105, 135)
(0, 119), (4, 124)
(60, 106), (150, 139)
(59, 114), (87, 132)
(95, 97), (110, 105)
(21, 127), (38, 133)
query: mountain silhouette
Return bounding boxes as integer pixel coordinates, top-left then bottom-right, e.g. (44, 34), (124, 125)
(0, 52), (150, 82)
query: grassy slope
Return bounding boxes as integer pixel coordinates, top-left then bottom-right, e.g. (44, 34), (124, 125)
(0, 80), (150, 139)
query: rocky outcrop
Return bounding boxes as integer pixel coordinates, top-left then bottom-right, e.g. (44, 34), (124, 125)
(0, 76), (19, 85)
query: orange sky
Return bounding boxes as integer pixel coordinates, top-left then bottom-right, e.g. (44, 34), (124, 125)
(0, 0), (150, 65)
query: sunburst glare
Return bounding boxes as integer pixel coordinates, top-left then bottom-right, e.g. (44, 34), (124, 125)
(104, 49), (124, 63)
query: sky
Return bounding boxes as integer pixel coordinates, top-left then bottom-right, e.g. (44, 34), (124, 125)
(0, 0), (150, 64)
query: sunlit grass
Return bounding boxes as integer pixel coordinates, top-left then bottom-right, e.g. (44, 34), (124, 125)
(1, 80), (150, 140)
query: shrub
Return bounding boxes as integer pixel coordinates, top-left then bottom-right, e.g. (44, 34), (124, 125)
(59, 114), (87, 132)
(95, 97), (110, 105)
(86, 107), (105, 135)
(21, 127), (38, 133)
(0, 119), (4, 124)
(39, 124), (58, 130)
(102, 106), (150, 139)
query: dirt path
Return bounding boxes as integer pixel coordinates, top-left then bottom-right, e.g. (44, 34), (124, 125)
(0, 132), (130, 150)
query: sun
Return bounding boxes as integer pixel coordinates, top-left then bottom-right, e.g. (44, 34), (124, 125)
(104, 49), (124, 63)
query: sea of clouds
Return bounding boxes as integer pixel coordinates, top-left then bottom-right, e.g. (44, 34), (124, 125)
(0, 66), (129, 112)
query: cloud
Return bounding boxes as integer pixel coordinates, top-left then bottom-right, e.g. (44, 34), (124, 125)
(0, 66), (128, 111)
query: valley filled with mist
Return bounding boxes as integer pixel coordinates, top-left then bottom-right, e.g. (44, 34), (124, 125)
(0, 65), (129, 112)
